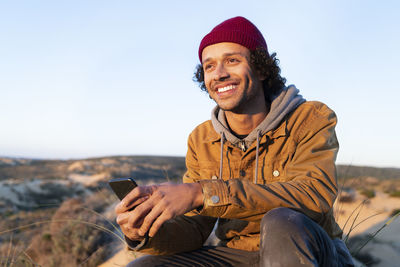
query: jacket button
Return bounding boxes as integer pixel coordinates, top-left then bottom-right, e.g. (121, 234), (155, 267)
(239, 170), (246, 177)
(211, 195), (220, 204)
(273, 170), (280, 177)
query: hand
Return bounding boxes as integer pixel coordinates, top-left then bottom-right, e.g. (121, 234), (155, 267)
(115, 182), (203, 238)
(115, 194), (149, 241)
(115, 213), (145, 242)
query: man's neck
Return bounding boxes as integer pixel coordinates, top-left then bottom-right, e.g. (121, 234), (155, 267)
(225, 102), (269, 136)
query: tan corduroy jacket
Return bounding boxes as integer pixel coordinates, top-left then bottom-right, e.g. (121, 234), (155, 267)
(132, 101), (342, 255)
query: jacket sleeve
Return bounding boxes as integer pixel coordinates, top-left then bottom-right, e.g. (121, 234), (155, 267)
(127, 138), (217, 255)
(197, 104), (339, 224)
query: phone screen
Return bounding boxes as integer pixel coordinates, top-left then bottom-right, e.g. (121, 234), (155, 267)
(108, 177), (138, 200)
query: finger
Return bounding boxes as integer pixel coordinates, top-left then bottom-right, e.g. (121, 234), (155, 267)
(116, 207), (145, 227)
(135, 216), (145, 227)
(138, 204), (164, 236)
(116, 213), (129, 225)
(129, 195), (150, 209)
(128, 198), (155, 227)
(127, 210), (146, 228)
(148, 210), (175, 237)
(121, 222), (143, 241)
(127, 228), (145, 241)
(115, 195), (150, 215)
(116, 187), (143, 212)
(116, 186), (151, 213)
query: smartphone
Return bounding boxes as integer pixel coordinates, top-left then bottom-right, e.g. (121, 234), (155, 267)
(108, 177), (138, 201)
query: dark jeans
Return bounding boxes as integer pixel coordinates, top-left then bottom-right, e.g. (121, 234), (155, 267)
(127, 208), (354, 267)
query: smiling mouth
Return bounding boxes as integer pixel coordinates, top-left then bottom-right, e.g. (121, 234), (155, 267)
(217, 84), (237, 93)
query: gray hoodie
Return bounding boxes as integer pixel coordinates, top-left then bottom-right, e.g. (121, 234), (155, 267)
(211, 85), (306, 151)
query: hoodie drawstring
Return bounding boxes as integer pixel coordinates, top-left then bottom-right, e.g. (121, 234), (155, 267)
(254, 130), (261, 184)
(220, 130), (261, 183)
(219, 132), (225, 179)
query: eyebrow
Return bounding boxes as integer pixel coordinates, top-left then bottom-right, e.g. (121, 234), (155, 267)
(202, 52), (242, 64)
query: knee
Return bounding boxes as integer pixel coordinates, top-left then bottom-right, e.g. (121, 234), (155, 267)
(261, 207), (305, 234)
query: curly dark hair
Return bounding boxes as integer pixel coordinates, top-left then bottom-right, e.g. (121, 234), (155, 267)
(193, 48), (286, 101)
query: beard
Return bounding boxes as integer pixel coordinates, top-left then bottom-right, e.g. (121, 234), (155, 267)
(212, 88), (263, 114)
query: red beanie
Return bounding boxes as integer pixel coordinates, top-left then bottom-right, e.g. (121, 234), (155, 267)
(198, 16), (268, 62)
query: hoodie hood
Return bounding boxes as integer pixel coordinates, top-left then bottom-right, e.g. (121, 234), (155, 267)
(211, 85), (306, 150)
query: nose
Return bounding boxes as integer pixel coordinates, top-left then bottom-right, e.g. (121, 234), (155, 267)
(213, 63), (229, 81)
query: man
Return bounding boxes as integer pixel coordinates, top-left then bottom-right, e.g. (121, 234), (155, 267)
(116, 17), (354, 266)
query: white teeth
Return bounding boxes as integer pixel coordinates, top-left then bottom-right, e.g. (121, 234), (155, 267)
(218, 85), (236, 93)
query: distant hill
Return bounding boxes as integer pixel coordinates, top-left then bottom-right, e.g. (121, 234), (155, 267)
(336, 164), (400, 180)
(0, 156), (186, 212)
(0, 156), (186, 183)
(0, 156), (399, 182)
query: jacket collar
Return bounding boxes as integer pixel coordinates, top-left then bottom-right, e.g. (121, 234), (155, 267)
(204, 118), (288, 144)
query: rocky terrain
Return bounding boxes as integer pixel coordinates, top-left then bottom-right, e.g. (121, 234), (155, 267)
(0, 156), (399, 266)
(0, 156), (185, 266)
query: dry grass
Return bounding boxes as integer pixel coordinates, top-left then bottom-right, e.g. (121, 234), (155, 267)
(0, 189), (125, 267)
(335, 177), (400, 267)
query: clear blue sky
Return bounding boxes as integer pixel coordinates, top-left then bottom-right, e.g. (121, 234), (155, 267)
(1, 0), (399, 167)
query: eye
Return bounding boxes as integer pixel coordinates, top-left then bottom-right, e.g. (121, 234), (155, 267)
(203, 63), (214, 71)
(227, 57), (240, 64)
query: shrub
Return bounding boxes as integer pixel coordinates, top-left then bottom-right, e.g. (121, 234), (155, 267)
(389, 191), (400, 198)
(338, 187), (356, 203)
(24, 192), (119, 267)
(42, 232), (52, 241)
(360, 189), (375, 199)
